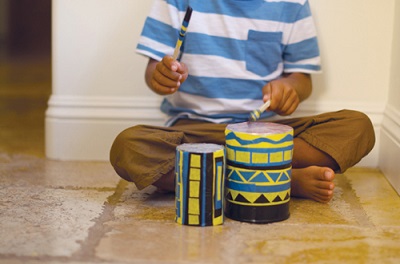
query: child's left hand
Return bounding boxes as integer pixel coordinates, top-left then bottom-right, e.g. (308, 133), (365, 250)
(262, 73), (312, 116)
(262, 78), (300, 116)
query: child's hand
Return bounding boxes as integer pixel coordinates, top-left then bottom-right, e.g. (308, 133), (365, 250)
(262, 77), (300, 116)
(147, 56), (189, 95)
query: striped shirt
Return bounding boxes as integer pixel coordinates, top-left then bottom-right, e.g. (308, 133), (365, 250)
(136, 0), (321, 125)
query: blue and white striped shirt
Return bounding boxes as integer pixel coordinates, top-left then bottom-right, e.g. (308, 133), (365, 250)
(137, 0), (321, 125)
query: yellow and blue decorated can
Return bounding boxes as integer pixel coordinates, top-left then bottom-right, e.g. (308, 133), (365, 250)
(175, 143), (225, 226)
(224, 122), (293, 223)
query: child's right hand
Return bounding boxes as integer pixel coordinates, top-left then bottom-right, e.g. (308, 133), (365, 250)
(146, 56), (189, 95)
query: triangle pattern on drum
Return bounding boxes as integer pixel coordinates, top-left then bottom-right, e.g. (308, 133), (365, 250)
(228, 169), (244, 182)
(277, 171), (290, 182)
(284, 192), (290, 200)
(240, 171), (258, 182)
(254, 194), (270, 204)
(226, 191), (233, 201)
(248, 171), (271, 183)
(273, 195), (283, 203)
(267, 172), (282, 182)
(226, 190), (291, 206)
(235, 193), (250, 203)
(228, 190), (261, 203)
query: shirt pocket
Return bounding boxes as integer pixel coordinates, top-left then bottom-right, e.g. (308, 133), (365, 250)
(245, 30), (283, 77)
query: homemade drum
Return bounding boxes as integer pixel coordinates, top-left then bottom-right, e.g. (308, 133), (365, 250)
(175, 143), (225, 226)
(224, 122), (293, 223)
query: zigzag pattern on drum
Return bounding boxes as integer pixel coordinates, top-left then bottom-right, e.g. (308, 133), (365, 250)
(225, 131), (293, 146)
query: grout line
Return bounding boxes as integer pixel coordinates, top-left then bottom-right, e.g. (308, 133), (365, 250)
(70, 179), (129, 261)
(336, 175), (375, 228)
(0, 180), (131, 263)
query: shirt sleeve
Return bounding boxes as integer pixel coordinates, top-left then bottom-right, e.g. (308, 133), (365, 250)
(136, 0), (181, 61)
(282, 0), (322, 74)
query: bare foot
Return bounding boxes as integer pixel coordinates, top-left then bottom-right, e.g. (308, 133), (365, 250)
(291, 166), (335, 203)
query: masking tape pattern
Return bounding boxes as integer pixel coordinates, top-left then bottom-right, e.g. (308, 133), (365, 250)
(175, 144), (225, 226)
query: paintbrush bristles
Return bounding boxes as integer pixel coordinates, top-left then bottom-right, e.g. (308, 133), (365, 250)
(249, 100), (271, 121)
(249, 110), (262, 121)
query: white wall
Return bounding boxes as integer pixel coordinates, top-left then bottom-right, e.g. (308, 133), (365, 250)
(387, 2), (400, 111)
(47, 0), (162, 160)
(51, 0), (153, 98)
(308, 0), (392, 107)
(297, 0), (394, 168)
(380, 1), (400, 194)
(47, 0), (395, 166)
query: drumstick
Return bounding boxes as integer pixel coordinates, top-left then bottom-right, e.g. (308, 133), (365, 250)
(249, 100), (271, 121)
(172, 6), (193, 60)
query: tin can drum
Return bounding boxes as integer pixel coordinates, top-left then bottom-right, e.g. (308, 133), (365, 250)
(224, 122), (293, 223)
(175, 143), (226, 226)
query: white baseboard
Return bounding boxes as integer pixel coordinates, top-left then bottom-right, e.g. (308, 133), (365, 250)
(45, 95), (385, 167)
(45, 95), (166, 161)
(379, 104), (400, 195)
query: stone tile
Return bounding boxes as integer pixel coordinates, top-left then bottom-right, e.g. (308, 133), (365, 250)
(238, 224), (400, 263)
(95, 174), (400, 264)
(288, 194), (358, 226)
(0, 186), (113, 257)
(0, 153), (120, 189)
(0, 260), (99, 264)
(96, 185), (229, 263)
(344, 168), (400, 227)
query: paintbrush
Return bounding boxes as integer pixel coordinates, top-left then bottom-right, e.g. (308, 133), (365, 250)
(249, 100), (271, 122)
(172, 6), (193, 60)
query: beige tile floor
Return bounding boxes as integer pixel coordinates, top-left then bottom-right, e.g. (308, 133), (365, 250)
(1, 55), (400, 264)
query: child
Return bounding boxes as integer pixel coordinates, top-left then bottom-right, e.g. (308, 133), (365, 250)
(110, 0), (375, 203)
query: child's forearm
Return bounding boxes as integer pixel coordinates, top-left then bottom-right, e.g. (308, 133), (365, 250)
(283, 72), (312, 102)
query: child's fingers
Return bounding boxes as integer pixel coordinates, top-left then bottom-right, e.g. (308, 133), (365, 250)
(156, 61), (182, 81)
(263, 83), (282, 111)
(177, 62), (189, 83)
(151, 78), (179, 95)
(153, 69), (181, 88)
(149, 56), (188, 95)
(280, 93), (299, 115)
(162, 56), (181, 72)
(262, 83), (272, 103)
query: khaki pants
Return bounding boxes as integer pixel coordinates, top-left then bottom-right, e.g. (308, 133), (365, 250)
(110, 110), (375, 190)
